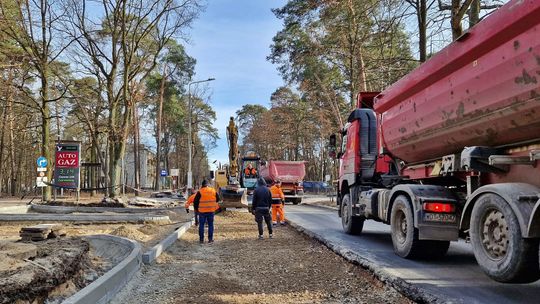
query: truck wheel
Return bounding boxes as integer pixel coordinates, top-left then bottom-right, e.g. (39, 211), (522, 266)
(390, 195), (448, 259)
(292, 198), (302, 205)
(470, 193), (540, 283)
(341, 194), (364, 235)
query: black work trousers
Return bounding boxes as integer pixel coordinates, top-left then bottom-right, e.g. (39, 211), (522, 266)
(255, 207), (273, 236)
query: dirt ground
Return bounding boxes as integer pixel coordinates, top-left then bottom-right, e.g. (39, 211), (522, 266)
(0, 207), (192, 303)
(112, 211), (411, 304)
(0, 237), (100, 304)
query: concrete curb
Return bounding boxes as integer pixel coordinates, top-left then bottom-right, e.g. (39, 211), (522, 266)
(0, 205), (30, 214)
(62, 235), (142, 304)
(0, 213), (170, 224)
(30, 204), (184, 214)
(287, 214), (441, 304)
(142, 219), (194, 264)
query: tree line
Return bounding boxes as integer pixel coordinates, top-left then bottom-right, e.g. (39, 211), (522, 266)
(0, 0), (215, 199)
(237, 0), (506, 182)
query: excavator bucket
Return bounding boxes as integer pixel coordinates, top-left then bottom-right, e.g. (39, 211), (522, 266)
(219, 186), (248, 209)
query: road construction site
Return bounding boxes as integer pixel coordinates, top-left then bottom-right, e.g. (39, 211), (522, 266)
(1, 194), (539, 304)
(111, 210), (409, 304)
(0, 193), (412, 304)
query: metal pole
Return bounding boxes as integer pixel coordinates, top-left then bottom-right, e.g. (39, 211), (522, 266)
(187, 84), (193, 192)
(187, 78), (215, 192)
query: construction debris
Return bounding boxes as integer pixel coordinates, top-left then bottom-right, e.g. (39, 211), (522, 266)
(150, 190), (184, 199)
(20, 224), (66, 242)
(129, 197), (180, 208)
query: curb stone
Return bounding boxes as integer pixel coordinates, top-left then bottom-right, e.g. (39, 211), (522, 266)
(142, 219), (194, 264)
(30, 204), (184, 214)
(62, 235), (142, 304)
(0, 213), (170, 223)
(287, 214), (444, 304)
(0, 205), (30, 214)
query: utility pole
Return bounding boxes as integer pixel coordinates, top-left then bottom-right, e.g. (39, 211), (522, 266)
(187, 78), (215, 193)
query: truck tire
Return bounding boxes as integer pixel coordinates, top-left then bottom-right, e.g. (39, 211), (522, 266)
(292, 198), (302, 205)
(341, 194), (364, 235)
(469, 193), (540, 283)
(390, 195), (449, 259)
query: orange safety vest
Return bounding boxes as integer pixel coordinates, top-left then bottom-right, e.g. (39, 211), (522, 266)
(197, 186), (219, 213)
(270, 185), (285, 204)
(184, 193), (196, 209)
(244, 167), (257, 176)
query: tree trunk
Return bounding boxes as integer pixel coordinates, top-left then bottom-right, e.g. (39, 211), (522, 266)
(132, 101), (140, 193)
(8, 90), (16, 196)
(0, 73), (10, 196)
(41, 77), (52, 201)
(90, 145), (97, 196)
(468, 0), (480, 28)
(418, 0), (427, 62)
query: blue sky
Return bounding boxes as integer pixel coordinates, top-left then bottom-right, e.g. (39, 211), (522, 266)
(184, 0), (287, 169)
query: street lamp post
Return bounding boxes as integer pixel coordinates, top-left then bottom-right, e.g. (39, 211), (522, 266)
(187, 78), (215, 193)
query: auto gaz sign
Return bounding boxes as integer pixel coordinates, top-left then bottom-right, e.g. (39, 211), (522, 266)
(54, 142), (81, 189)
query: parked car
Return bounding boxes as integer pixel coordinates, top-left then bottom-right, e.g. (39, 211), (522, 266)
(303, 181), (332, 193)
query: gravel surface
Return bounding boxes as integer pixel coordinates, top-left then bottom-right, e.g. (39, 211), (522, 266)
(112, 211), (411, 304)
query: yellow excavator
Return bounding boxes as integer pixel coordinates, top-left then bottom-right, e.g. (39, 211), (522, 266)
(214, 117), (247, 209)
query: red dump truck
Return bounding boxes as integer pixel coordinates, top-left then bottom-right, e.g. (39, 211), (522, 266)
(260, 160), (305, 204)
(329, 0), (540, 283)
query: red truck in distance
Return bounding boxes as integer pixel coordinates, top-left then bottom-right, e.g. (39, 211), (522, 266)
(260, 160), (305, 204)
(329, 0), (540, 283)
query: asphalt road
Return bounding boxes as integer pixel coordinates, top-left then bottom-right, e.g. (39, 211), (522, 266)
(286, 204), (540, 304)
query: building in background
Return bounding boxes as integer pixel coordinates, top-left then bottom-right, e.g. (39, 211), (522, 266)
(124, 145), (156, 189)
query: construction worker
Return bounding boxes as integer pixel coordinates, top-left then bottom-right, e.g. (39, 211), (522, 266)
(244, 163), (257, 177)
(251, 177), (273, 239)
(184, 188), (199, 226)
(270, 180), (286, 225)
(193, 180), (221, 244)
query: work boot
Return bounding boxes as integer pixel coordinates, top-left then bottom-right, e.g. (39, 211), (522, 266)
(280, 222), (286, 226)
(272, 222), (277, 227)
(269, 234), (273, 239)
(199, 240), (204, 244)
(208, 240), (214, 244)
(258, 235), (263, 240)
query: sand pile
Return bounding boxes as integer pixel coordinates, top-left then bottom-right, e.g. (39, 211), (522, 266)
(110, 226), (149, 242)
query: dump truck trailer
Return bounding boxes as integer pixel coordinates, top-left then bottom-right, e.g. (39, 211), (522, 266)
(260, 160), (305, 204)
(329, 0), (540, 283)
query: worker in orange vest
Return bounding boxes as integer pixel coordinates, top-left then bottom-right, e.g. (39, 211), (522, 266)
(270, 180), (286, 226)
(244, 163), (257, 177)
(184, 188), (199, 226)
(193, 180), (220, 244)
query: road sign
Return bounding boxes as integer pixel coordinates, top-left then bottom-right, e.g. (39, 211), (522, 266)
(37, 156), (47, 168)
(170, 169), (179, 176)
(36, 177), (48, 187)
(160, 169), (168, 177)
(37, 167), (47, 172)
(38, 171), (45, 177)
